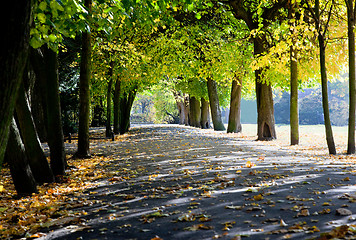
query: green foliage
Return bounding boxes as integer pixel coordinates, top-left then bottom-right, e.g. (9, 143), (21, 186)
(30, 0), (86, 50)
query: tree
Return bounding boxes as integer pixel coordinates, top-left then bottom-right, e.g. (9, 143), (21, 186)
(5, 119), (38, 196)
(227, 77), (242, 133)
(346, 0), (356, 154)
(200, 97), (210, 129)
(207, 77), (226, 131)
(289, 3), (299, 145)
(306, 0), (336, 154)
(106, 62), (114, 138)
(15, 83), (54, 183)
(31, 47), (67, 176)
(189, 96), (201, 127)
(225, 0), (290, 140)
(0, 0), (31, 165)
(77, 0), (92, 158)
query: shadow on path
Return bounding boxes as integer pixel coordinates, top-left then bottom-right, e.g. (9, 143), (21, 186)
(40, 125), (356, 240)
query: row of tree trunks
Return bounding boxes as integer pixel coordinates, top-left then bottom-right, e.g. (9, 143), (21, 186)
(0, 0), (32, 164)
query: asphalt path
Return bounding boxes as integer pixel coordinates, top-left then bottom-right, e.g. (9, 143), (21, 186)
(40, 124), (356, 240)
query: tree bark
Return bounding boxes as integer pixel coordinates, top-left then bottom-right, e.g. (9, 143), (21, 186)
(118, 88), (137, 134)
(207, 77), (225, 131)
(30, 74), (48, 142)
(5, 119), (37, 196)
(113, 78), (121, 134)
(105, 62), (114, 138)
(183, 95), (190, 125)
(77, 0), (92, 158)
(318, 36), (336, 154)
(15, 83), (54, 183)
(200, 97), (210, 129)
(347, 0), (356, 154)
(254, 40), (276, 140)
(43, 47), (67, 175)
(173, 91), (186, 125)
(290, 46), (299, 145)
(227, 78), (242, 133)
(189, 96), (201, 128)
(315, 0), (336, 154)
(0, 0), (31, 165)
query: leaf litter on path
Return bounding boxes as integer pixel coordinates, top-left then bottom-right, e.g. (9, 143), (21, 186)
(1, 124), (356, 239)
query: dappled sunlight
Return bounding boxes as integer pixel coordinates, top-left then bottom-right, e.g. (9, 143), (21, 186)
(2, 125), (356, 239)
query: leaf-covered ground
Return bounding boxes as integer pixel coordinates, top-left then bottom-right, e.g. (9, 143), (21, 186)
(1, 124), (356, 240)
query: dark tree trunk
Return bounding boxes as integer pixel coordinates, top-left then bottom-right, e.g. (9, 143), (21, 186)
(189, 96), (201, 128)
(227, 78), (242, 133)
(0, 0), (31, 165)
(254, 40), (276, 140)
(200, 98), (210, 129)
(30, 75), (47, 142)
(347, 0), (356, 154)
(315, 0), (336, 154)
(207, 77), (225, 131)
(290, 46), (299, 145)
(77, 0), (92, 158)
(318, 36), (336, 154)
(113, 78), (121, 134)
(105, 63), (114, 138)
(5, 119), (37, 196)
(43, 47), (67, 175)
(15, 83), (54, 183)
(119, 88), (137, 134)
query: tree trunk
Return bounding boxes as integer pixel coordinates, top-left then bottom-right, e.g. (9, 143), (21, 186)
(254, 40), (276, 140)
(318, 36), (336, 154)
(184, 95), (190, 125)
(15, 83), (54, 183)
(173, 91), (186, 125)
(5, 119), (37, 196)
(113, 78), (121, 134)
(227, 78), (242, 133)
(105, 63), (114, 138)
(189, 96), (201, 128)
(207, 77), (225, 131)
(201, 97), (210, 129)
(347, 0), (356, 154)
(37, 47), (67, 176)
(42, 47), (67, 175)
(0, 0), (31, 165)
(290, 46), (299, 145)
(119, 89), (137, 134)
(30, 75), (47, 142)
(315, 0), (336, 154)
(77, 0), (92, 158)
